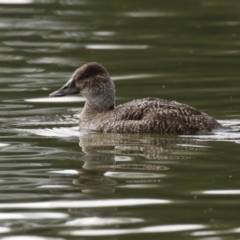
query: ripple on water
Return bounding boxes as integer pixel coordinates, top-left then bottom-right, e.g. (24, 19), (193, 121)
(0, 53), (23, 61)
(122, 11), (176, 18)
(3, 41), (81, 48)
(27, 57), (80, 66)
(61, 224), (205, 236)
(64, 217), (144, 226)
(112, 73), (164, 81)
(0, 67), (43, 73)
(181, 119), (240, 144)
(0, 143), (9, 147)
(0, 212), (68, 220)
(16, 127), (79, 138)
(0, 0), (32, 4)
(201, 190), (240, 195)
(0, 199), (170, 209)
(25, 96), (85, 103)
(192, 227), (240, 238)
(0, 227), (10, 233)
(85, 44), (149, 50)
(105, 171), (166, 179)
(1, 236), (64, 240)
(53, 10), (93, 17)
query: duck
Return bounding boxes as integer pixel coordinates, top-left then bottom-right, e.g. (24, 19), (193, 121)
(49, 62), (222, 133)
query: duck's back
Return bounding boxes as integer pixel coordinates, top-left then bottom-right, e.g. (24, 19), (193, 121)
(100, 98), (221, 133)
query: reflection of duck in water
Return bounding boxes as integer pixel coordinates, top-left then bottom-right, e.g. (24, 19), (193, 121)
(75, 132), (212, 193)
(79, 132), (207, 161)
(50, 62), (221, 133)
(74, 133), (172, 194)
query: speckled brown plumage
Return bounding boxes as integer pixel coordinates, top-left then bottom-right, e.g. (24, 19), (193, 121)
(49, 62), (222, 134)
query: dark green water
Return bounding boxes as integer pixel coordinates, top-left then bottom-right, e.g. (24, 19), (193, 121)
(0, 0), (240, 239)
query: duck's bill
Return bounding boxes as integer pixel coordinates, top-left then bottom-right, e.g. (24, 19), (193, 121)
(49, 78), (79, 97)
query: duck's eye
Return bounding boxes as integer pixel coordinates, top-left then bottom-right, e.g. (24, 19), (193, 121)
(83, 73), (89, 78)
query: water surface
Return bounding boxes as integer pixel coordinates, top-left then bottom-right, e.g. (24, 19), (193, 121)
(0, 0), (240, 239)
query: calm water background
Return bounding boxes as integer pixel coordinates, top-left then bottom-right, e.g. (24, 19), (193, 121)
(0, 0), (240, 239)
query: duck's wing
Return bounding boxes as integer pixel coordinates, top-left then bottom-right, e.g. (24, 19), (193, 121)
(115, 98), (206, 120)
(102, 98), (221, 133)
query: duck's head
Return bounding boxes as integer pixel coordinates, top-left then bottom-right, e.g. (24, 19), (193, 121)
(49, 62), (115, 110)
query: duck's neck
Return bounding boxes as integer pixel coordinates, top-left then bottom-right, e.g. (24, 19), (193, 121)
(81, 87), (115, 117)
(81, 78), (116, 115)
(86, 94), (115, 112)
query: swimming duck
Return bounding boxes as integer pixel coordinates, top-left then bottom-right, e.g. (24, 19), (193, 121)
(49, 62), (222, 133)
